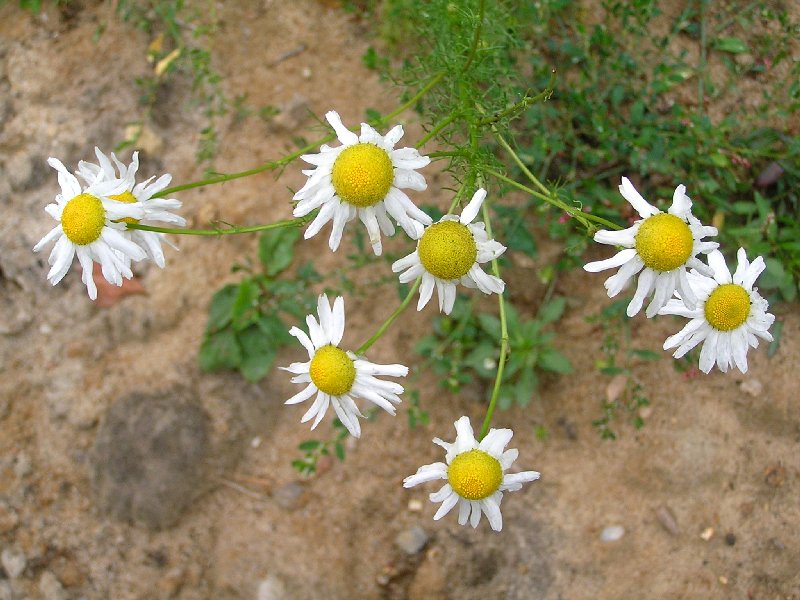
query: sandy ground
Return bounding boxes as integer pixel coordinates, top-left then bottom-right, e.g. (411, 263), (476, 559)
(0, 2), (798, 599)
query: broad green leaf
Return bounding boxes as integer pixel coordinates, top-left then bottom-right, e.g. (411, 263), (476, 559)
(206, 284), (239, 331)
(514, 369), (538, 407)
(539, 296), (566, 324)
(258, 227), (300, 277)
(231, 279), (260, 330)
(538, 348), (573, 374)
(198, 329), (242, 371)
(714, 37), (747, 54)
(477, 313), (502, 339)
(237, 324), (278, 383)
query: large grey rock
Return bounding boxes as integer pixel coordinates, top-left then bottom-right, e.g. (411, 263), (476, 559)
(90, 391), (210, 530)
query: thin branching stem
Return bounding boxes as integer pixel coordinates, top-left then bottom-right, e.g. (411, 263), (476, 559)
(154, 70), (447, 198)
(356, 278), (422, 355)
(460, 0), (486, 74)
(483, 168), (621, 231)
(478, 200), (508, 441)
(126, 214), (311, 236)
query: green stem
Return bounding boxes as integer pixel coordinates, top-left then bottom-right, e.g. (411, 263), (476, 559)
(155, 70), (447, 198)
(460, 0), (486, 74)
(478, 71), (557, 127)
(416, 112), (459, 148)
(126, 215), (311, 236)
(478, 202), (508, 441)
(356, 278), (422, 355)
(494, 132), (551, 197)
(484, 167), (621, 231)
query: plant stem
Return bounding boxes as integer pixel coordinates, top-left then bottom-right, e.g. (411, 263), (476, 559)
(484, 167), (621, 231)
(416, 112), (459, 148)
(460, 0), (486, 74)
(126, 214), (311, 236)
(356, 278), (422, 355)
(154, 71), (447, 198)
(494, 132), (551, 197)
(478, 202), (508, 441)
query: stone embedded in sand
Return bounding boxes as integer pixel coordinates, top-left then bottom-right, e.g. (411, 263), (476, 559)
(90, 391), (210, 530)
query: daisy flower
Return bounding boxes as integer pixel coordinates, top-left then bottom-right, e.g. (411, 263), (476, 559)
(292, 110), (432, 256)
(33, 157), (147, 300)
(584, 177), (718, 318)
(76, 147), (185, 268)
(659, 248), (775, 374)
(403, 416), (540, 532)
(282, 294), (409, 438)
(391, 189), (505, 315)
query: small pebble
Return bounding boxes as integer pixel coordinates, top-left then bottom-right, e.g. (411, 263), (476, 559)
(272, 481), (304, 510)
(395, 526), (429, 555)
(39, 571), (67, 600)
(739, 379), (763, 397)
(250, 436), (262, 449)
(14, 453), (32, 478)
(257, 575), (286, 600)
(1, 547), (27, 579)
(408, 499), (423, 512)
(600, 525), (625, 542)
(655, 506), (679, 536)
(718, 575), (728, 585)
(700, 527), (714, 541)
(725, 533), (736, 546)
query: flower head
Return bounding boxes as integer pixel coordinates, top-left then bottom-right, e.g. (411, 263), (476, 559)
(391, 189), (506, 315)
(33, 157), (147, 300)
(282, 295), (409, 437)
(403, 416), (540, 532)
(659, 248), (775, 373)
(77, 147), (185, 268)
(584, 177), (718, 317)
(293, 110), (432, 256)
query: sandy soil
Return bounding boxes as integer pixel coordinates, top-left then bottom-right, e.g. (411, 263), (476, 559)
(0, 2), (798, 599)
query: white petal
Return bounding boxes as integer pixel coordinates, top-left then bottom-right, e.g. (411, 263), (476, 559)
(417, 274), (435, 310)
(403, 463), (448, 488)
(627, 268), (656, 317)
(594, 225), (637, 247)
(667, 184), (692, 217)
(433, 490), (459, 521)
(331, 296), (346, 346)
(325, 110), (358, 146)
(460, 189), (486, 225)
(584, 248), (637, 273)
(619, 177), (659, 218)
(478, 428), (513, 458)
(285, 383), (317, 405)
(480, 495), (503, 531)
(707, 250), (732, 284)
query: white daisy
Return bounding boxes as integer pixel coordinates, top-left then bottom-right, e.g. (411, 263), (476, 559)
(391, 189), (505, 315)
(584, 177), (719, 318)
(282, 294), (409, 438)
(33, 157), (147, 300)
(76, 147), (185, 268)
(659, 248), (775, 374)
(292, 110), (432, 256)
(403, 416), (540, 532)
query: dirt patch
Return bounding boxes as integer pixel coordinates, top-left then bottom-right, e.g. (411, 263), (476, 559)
(1, 2), (798, 599)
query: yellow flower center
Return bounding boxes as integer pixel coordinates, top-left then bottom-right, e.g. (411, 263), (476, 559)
(309, 345), (356, 396)
(331, 143), (394, 207)
(418, 221), (477, 280)
(447, 449), (503, 500)
(634, 213), (694, 272)
(109, 190), (140, 225)
(61, 193), (106, 246)
(704, 283), (751, 331)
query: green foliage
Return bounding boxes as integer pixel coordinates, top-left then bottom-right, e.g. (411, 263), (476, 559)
(198, 227), (319, 382)
(292, 420), (349, 476)
(511, 0), (800, 299)
(586, 299), (658, 439)
(416, 295), (573, 410)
